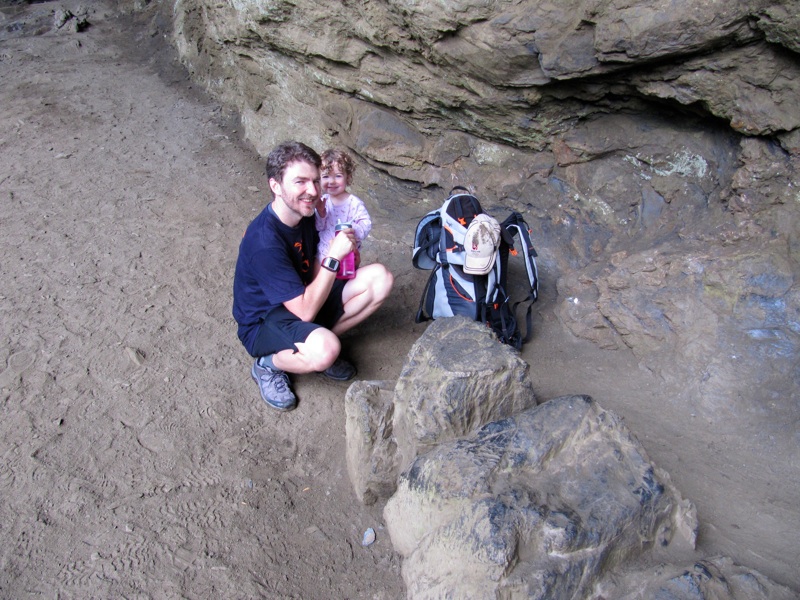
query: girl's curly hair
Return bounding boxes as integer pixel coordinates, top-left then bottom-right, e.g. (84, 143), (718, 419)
(320, 148), (356, 182)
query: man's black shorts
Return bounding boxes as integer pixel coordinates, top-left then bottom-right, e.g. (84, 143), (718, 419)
(250, 278), (346, 357)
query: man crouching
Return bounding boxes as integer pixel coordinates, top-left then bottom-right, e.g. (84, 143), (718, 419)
(232, 141), (394, 410)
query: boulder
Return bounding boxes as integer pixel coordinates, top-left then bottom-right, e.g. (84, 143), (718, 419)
(391, 316), (537, 466)
(383, 395), (698, 599)
(344, 317), (794, 599)
(345, 317), (536, 505)
(344, 380), (398, 506)
(595, 556), (798, 600)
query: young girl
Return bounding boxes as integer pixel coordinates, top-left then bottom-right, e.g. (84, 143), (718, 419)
(315, 148), (372, 272)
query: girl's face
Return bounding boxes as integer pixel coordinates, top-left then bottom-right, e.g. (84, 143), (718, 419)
(321, 166), (348, 197)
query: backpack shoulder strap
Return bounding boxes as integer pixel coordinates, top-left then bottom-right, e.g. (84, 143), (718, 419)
(500, 211), (540, 345)
(415, 266), (438, 323)
(438, 197), (453, 267)
(412, 209), (442, 270)
(501, 211), (539, 300)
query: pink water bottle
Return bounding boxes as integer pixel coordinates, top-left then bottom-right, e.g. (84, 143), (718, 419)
(335, 222), (356, 280)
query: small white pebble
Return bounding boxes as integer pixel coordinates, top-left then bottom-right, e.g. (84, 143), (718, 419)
(361, 528), (376, 547)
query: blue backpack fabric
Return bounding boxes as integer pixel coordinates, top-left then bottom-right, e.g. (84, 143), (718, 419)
(412, 187), (539, 349)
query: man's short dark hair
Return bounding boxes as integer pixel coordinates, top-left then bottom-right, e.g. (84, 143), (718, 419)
(266, 141), (322, 183)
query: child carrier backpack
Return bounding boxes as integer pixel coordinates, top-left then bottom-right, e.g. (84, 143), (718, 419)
(412, 186), (539, 350)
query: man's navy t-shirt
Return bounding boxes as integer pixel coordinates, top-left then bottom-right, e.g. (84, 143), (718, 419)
(232, 203), (318, 355)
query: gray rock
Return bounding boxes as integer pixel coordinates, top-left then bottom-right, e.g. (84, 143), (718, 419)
(392, 317), (537, 467)
(344, 380), (398, 506)
(383, 395), (698, 599)
(344, 317), (536, 504)
(594, 556), (798, 600)
(629, 42), (800, 136)
(555, 164), (798, 420)
(591, 2), (759, 66)
(164, 0), (800, 166)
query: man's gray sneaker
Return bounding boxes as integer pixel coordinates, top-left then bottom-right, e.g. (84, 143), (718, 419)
(251, 360), (297, 411)
(322, 357), (357, 381)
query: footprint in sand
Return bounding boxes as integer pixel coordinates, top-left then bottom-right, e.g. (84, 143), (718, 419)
(0, 350), (36, 389)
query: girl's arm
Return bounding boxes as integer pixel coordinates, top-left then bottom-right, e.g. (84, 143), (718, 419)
(348, 196), (372, 242)
(315, 194), (328, 219)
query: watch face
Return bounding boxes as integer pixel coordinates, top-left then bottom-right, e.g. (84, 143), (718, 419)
(323, 257), (339, 271)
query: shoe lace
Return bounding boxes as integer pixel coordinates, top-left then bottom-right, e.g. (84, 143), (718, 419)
(263, 369), (289, 393)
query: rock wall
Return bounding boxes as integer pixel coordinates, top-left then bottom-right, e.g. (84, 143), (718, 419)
(137, 0), (799, 417)
(167, 0), (800, 159)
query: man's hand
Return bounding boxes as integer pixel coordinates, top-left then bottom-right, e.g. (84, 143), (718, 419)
(328, 226), (356, 260)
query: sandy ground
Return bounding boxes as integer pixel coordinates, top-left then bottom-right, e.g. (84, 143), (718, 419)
(1, 3), (797, 598)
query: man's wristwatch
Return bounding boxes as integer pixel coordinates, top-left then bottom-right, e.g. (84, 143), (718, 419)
(321, 256), (340, 272)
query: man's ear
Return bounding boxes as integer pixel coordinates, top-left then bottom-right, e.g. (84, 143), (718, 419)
(269, 177), (282, 197)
